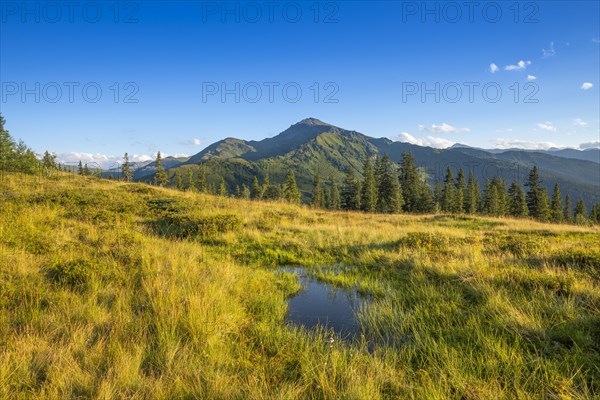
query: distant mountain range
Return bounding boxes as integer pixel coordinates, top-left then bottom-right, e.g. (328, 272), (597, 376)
(137, 118), (600, 206)
(449, 143), (599, 164)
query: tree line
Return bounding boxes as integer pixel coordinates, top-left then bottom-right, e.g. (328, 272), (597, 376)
(2, 113), (598, 225)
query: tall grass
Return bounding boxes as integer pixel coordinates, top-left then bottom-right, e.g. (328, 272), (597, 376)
(0, 172), (598, 399)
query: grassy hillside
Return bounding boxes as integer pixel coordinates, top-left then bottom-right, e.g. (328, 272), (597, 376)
(1, 172), (599, 399)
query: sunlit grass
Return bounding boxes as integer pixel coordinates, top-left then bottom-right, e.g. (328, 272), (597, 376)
(1, 172), (599, 399)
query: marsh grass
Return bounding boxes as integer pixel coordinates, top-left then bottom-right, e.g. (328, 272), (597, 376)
(1, 172), (599, 399)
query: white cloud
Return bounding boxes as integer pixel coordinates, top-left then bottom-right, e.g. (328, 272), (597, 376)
(396, 132), (456, 149)
(504, 60), (531, 71)
(537, 122), (557, 132)
(579, 141), (600, 150)
(179, 138), (202, 146)
(492, 139), (560, 150)
(542, 42), (556, 58)
(527, 75), (537, 81)
(55, 152), (187, 169)
(418, 123), (470, 134)
(581, 82), (593, 90)
(489, 63), (499, 73)
(573, 118), (588, 127)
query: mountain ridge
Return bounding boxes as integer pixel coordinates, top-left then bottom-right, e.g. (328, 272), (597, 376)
(146, 118), (600, 206)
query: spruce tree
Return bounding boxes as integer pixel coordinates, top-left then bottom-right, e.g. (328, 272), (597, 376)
(377, 154), (403, 213)
(155, 152), (168, 186)
(508, 181), (528, 217)
(525, 166), (541, 218)
(574, 199), (587, 224)
(329, 178), (341, 210)
(196, 165), (207, 192)
(399, 151), (419, 212)
(176, 171), (184, 190)
(122, 152), (133, 182)
(564, 195), (572, 223)
(374, 156), (383, 195)
(42, 151), (57, 170)
(550, 183), (563, 223)
(341, 169), (361, 210)
(441, 166), (456, 212)
(283, 169), (301, 204)
(455, 168), (466, 213)
(433, 180), (443, 212)
(251, 176), (261, 200)
(360, 157), (377, 212)
(187, 168), (196, 191)
(78, 161), (84, 176)
(218, 177), (227, 196)
(491, 176), (508, 216)
(241, 184), (251, 200)
(465, 171), (480, 214)
(311, 173), (325, 208)
(83, 164), (90, 176)
(589, 204), (600, 224)
(537, 188), (551, 222)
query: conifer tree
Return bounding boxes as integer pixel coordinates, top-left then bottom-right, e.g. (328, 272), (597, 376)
(550, 183), (563, 223)
(241, 184), (251, 200)
(574, 199), (587, 224)
(374, 155), (383, 194)
(399, 151), (419, 212)
(176, 171), (184, 190)
(329, 178), (341, 210)
(508, 181), (528, 217)
(122, 152), (133, 182)
(283, 169), (301, 204)
(525, 166), (542, 218)
(564, 194), (572, 223)
(441, 166), (456, 212)
(311, 173), (325, 208)
(465, 171), (480, 214)
(78, 161), (84, 176)
(83, 164), (90, 176)
(218, 177), (227, 196)
(589, 204), (600, 224)
(155, 152), (168, 186)
(433, 180), (443, 212)
(251, 176), (261, 200)
(537, 188), (551, 222)
(376, 154), (403, 213)
(491, 176), (508, 216)
(196, 165), (207, 192)
(0, 115), (40, 174)
(341, 169), (361, 210)
(187, 168), (196, 191)
(360, 157), (377, 212)
(42, 151), (57, 170)
(455, 168), (466, 213)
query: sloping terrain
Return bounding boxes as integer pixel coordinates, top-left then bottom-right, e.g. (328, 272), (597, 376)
(1, 172), (599, 399)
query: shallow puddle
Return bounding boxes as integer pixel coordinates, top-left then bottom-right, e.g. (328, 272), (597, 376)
(281, 267), (367, 340)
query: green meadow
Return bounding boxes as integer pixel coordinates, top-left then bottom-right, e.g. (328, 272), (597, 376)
(1, 171), (599, 399)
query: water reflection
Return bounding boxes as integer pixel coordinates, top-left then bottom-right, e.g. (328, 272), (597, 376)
(281, 267), (366, 341)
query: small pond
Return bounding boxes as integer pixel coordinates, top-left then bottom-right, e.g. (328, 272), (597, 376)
(281, 267), (368, 341)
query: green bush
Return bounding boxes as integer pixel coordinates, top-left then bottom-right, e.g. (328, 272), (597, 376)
(484, 234), (546, 258)
(553, 249), (600, 273)
(162, 214), (242, 239)
(46, 259), (98, 288)
(400, 232), (449, 253)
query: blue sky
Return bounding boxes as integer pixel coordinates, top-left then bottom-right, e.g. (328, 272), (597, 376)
(1, 1), (599, 167)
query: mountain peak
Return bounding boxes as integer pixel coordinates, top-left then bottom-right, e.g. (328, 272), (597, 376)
(296, 117), (330, 126)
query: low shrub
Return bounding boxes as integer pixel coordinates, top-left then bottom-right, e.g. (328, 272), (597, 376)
(46, 259), (99, 288)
